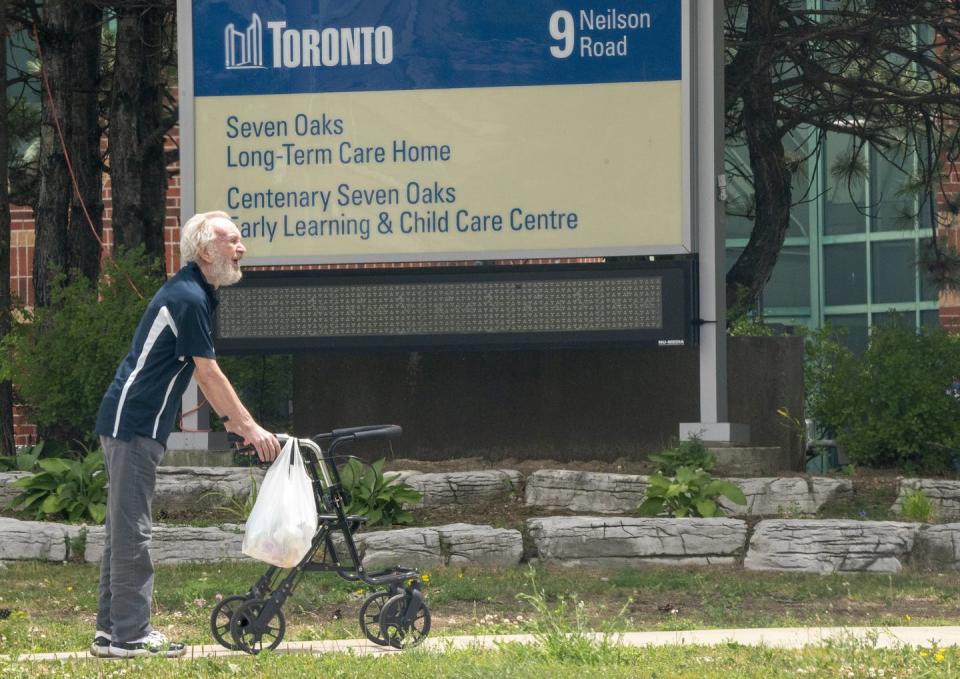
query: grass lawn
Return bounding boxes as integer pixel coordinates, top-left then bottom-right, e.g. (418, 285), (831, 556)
(1, 560), (960, 676)
(1, 641), (959, 678)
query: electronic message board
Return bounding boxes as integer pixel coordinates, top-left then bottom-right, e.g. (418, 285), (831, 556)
(214, 261), (696, 351)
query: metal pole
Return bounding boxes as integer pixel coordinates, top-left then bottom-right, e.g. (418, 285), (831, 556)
(680, 0), (749, 444)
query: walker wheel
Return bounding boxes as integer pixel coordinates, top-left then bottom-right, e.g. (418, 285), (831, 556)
(379, 592), (431, 649)
(210, 594), (249, 650)
(358, 591), (393, 645)
(230, 598), (286, 655)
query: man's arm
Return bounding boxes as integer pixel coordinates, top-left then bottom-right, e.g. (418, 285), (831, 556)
(193, 356), (280, 461)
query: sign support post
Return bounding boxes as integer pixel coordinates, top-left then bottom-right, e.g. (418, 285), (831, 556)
(680, 0), (749, 445)
(168, 1), (220, 453)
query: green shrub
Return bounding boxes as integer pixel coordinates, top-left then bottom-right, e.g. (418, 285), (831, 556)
(806, 321), (960, 473)
(727, 314), (779, 337)
(338, 458), (422, 527)
(9, 446), (107, 523)
(900, 488), (936, 523)
(0, 248), (164, 446)
(637, 466), (747, 518)
(648, 437), (715, 475)
(0, 442), (44, 472)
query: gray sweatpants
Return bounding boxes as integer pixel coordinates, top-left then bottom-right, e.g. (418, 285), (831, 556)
(96, 435), (165, 643)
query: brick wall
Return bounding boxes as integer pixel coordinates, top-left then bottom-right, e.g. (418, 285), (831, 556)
(937, 160), (960, 331)
(10, 206), (37, 446)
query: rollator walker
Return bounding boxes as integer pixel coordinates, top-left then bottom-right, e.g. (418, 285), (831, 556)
(210, 425), (431, 654)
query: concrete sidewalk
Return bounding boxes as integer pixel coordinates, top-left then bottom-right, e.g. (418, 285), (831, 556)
(9, 626), (960, 662)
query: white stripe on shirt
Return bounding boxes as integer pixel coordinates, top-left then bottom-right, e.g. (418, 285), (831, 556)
(112, 306), (179, 437)
(152, 362), (189, 439)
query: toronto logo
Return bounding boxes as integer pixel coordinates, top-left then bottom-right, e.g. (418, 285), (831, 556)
(224, 12), (394, 70)
(224, 13), (265, 69)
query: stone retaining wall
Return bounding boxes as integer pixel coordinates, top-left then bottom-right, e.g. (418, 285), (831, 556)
(6, 467), (960, 574)
(5, 515), (960, 574)
(1, 467), (854, 516)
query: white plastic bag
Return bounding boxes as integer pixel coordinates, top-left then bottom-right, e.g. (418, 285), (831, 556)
(242, 437), (318, 568)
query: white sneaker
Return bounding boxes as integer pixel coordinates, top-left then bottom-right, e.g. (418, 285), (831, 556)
(109, 630), (186, 658)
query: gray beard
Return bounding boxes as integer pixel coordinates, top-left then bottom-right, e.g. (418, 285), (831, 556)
(212, 252), (242, 287)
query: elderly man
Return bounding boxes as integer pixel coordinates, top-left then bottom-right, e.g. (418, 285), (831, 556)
(91, 211), (280, 658)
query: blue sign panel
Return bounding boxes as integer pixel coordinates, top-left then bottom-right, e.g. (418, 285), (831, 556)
(193, 0), (682, 97)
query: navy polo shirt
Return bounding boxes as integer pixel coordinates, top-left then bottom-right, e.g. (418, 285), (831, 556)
(95, 262), (218, 445)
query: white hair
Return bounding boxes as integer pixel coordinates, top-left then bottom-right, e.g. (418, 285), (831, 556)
(179, 211), (234, 265)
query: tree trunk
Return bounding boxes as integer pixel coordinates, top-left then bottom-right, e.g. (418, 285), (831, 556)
(0, 0), (16, 455)
(724, 0), (793, 314)
(108, 3), (168, 259)
(33, 0), (103, 307)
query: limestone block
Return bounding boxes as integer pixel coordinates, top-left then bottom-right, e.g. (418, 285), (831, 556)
(0, 517), (85, 561)
(891, 479), (960, 519)
(435, 523), (523, 568)
(911, 523), (960, 571)
(523, 470), (648, 513)
(719, 477), (853, 516)
(394, 470), (522, 508)
(812, 477), (854, 509)
(154, 467), (265, 516)
(353, 527), (444, 569)
(0, 472), (30, 507)
(526, 516), (748, 568)
(744, 519), (919, 574)
(85, 525), (245, 564)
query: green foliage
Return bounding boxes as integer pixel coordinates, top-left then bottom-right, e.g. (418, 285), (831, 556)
(201, 473), (259, 521)
(0, 248), (164, 445)
(900, 489), (936, 523)
(648, 437), (715, 475)
(338, 458), (422, 527)
(637, 466), (747, 518)
(727, 313), (779, 337)
(0, 442), (44, 472)
(9, 447), (107, 523)
(805, 321), (960, 473)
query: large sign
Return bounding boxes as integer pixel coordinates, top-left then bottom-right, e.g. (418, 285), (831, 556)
(179, 1), (692, 264)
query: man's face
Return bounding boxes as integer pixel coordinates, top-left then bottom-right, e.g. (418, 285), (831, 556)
(206, 219), (245, 287)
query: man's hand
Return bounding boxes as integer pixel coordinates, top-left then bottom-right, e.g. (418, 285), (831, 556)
(234, 421), (280, 462)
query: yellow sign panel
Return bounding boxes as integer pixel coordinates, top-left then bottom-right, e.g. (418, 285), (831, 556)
(195, 82), (683, 264)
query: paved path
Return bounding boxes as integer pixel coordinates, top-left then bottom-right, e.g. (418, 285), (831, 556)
(8, 626), (960, 662)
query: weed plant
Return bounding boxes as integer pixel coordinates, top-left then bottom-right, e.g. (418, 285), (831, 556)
(900, 488), (937, 523)
(515, 568), (632, 665)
